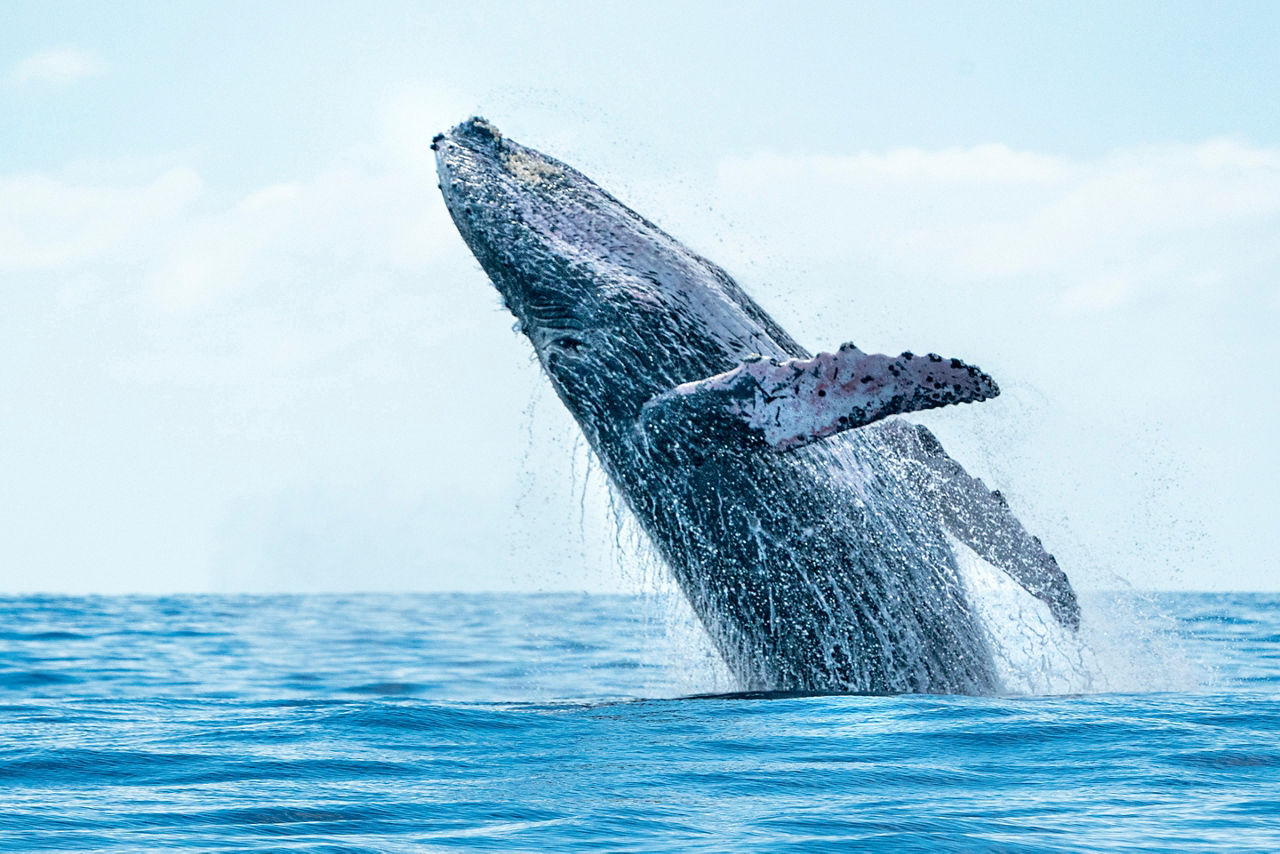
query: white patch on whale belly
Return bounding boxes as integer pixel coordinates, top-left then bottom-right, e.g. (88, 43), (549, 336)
(947, 534), (1100, 695)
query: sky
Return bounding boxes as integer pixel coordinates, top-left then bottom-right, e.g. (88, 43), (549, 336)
(2, 1), (1278, 593)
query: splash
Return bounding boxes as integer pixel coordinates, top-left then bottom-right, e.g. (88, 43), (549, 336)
(561, 412), (1198, 698)
(951, 536), (1099, 694)
(1075, 590), (1205, 694)
(954, 535), (1205, 695)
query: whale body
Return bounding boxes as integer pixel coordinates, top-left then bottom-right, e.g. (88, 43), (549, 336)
(435, 118), (1079, 694)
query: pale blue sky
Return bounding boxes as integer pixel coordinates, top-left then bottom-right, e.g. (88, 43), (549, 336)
(2, 2), (1278, 593)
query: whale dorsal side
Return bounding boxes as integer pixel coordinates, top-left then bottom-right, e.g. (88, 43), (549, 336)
(639, 343), (999, 452)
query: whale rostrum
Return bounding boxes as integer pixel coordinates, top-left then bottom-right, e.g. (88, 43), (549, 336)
(435, 117), (1079, 694)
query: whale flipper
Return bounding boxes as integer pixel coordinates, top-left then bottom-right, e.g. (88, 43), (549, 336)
(883, 421), (1081, 630)
(640, 344), (998, 452)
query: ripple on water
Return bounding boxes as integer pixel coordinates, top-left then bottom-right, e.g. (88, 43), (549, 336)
(0, 592), (1275, 850)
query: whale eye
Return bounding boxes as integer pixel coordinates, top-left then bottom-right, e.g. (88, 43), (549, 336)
(552, 335), (586, 355)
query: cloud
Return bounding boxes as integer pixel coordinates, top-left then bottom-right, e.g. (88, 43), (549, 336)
(0, 85), (550, 593)
(9, 47), (107, 86)
(147, 161), (450, 311)
(139, 83), (468, 311)
(711, 139), (1280, 316)
(731, 144), (1071, 186)
(0, 167), (203, 271)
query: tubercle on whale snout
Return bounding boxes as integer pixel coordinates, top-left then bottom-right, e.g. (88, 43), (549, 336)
(433, 117), (504, 155)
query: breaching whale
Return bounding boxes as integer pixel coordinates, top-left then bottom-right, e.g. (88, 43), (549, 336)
(434, 118), (1079, 695)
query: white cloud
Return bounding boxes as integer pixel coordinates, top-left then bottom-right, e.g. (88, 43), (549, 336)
(712, 139), (1280, 316)
(0, 167), (203, 271)
(147, 161), (451, 311)
(0, 88), (548, 594)
(10, 47), (107, 86)
(135, 84), (468, 311)
(729, 144), (1071, 187)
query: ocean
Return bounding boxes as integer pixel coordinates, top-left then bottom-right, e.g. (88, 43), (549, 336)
(1, 591), (1277, 851)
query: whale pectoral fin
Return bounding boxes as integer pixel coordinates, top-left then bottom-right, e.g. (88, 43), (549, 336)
(944, 492), (1081, 630)
(639, 343), (999, 452)
(885, 421), (1081, 630)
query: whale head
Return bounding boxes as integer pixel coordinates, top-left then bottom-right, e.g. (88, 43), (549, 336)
(434, 118), (802, 444)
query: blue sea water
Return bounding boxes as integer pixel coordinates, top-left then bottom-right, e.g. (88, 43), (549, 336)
(1, 591), (1277, 851)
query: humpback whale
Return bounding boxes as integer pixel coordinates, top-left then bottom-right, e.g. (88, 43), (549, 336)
(434, 118), (1079, 695)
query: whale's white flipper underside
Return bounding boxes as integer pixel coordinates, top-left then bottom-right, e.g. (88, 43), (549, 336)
(640, 343), (998, 451)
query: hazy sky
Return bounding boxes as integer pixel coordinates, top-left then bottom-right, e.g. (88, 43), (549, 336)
(3, 1), (1278, 593)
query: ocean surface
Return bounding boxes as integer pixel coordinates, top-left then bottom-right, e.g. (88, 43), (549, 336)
(1, 590), (1277, 851)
